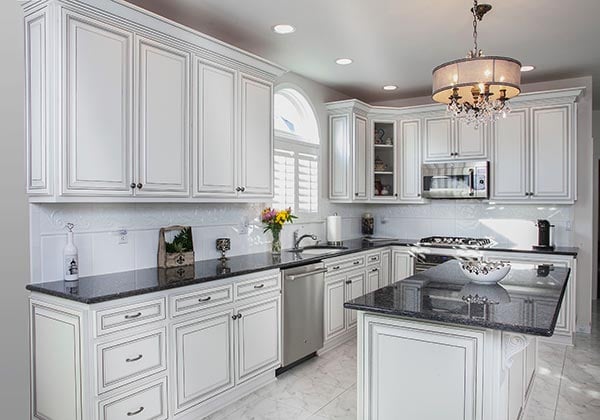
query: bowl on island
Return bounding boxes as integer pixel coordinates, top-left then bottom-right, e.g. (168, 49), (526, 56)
(459, 260), (511, 285)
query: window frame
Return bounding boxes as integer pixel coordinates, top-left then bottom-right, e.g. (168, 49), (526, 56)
(272, 86), (321, 221)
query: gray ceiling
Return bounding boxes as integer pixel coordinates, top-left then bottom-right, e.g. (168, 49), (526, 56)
(124, 0), (600, 106)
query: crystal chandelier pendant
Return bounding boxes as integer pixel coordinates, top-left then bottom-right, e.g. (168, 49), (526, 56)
(431, 1), (521, 127)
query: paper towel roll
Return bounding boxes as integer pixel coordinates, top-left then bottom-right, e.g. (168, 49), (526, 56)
(326, 215), (342, 244)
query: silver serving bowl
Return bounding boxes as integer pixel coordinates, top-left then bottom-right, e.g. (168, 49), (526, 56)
(460, 260), (511, 285)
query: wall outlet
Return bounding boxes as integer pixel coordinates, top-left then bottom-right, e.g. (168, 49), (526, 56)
(239, 217), (250, 235)
(118, 229), (129, 244)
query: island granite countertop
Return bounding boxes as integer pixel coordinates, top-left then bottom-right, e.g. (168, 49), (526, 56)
(26, 238), (577, 305)
(344, 260), (570, 336)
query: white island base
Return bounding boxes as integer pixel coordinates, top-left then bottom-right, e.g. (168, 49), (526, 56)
(356, 312), (537, 420)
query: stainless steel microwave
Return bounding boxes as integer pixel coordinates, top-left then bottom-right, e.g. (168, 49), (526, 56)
(422, 161), (489, 199)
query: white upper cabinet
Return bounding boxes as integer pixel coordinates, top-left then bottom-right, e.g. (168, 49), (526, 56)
(327, 101), (370, 202)
(62, 11), (134, 196)
(531, 105), (573, 200)
(399, 119), (422, 201)
(491, 109), (529, 200)
(456, 120), (488, 159)
(25, 10), (49, 195)
(23, 1), (284, 202)
(492, 102), (576, 203)
(136, 37), (190, 196)
(423, 117), (454, 161)
(354, 115), (369, 200)
(329, 114), (351, 201)
(423, 116), (488, 162)
(240, 75), (274, 198)
(194, 60), (237, 197)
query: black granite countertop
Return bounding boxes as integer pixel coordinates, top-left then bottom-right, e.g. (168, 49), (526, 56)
(344, 260), (570, 336)
(26, 237), (577, 304)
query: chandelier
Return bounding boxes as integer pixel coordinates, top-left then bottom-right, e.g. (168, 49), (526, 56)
(431, 0), (521, 127)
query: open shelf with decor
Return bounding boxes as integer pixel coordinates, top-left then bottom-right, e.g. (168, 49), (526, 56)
(371, 121), (397, 201)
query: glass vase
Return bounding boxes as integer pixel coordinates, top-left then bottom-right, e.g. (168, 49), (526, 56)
(271, 229), (282, 254)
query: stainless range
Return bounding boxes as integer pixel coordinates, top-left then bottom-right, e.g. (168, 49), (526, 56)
(415, 236), (493, 272)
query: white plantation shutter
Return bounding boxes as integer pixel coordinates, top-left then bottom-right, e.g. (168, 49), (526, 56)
(297, 153), (318, 213)
(273, 149), (295, 210)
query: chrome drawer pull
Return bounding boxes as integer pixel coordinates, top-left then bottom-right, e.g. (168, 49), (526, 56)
(125, 354), (143, 363)
(198, 296), (211, 302)
(124, 312), (142, 320)
(127, 407), (144, 416)
(371, 268), (379, 272)
(253, 284), (265, 289)
(370, 256), (378, 261)
(353, 261), (361, 265)
(332, 266), (341, 270)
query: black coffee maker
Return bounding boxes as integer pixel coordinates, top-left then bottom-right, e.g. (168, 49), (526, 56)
(533, 219), (555, 250)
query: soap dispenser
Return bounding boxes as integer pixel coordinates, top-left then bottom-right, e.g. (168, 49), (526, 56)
(63, 223), (79, 281)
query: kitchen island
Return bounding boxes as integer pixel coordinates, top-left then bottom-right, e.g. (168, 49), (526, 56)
(344, 260), (570, 420)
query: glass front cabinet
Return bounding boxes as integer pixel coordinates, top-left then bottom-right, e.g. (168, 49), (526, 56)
(371, 120), (398, 201)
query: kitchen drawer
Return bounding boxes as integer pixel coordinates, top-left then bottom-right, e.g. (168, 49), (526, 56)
(170, 284), (233, 317)
(97, 328), (167, 394)
(325, 254), (366, 274)
(366, 252), (381, 265)
(234, 273), (280, 300)
(98, 377), (168, 420)
(96, 298), (166, 337)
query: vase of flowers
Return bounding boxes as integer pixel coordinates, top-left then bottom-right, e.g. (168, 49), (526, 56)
(261, 207), (297, 254)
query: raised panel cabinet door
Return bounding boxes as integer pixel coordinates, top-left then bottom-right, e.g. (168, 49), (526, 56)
(173, 310), (235, 413)
(392, 251), (414, 283)
(25, 10), (50, 195)
(346, 272), (366, 329)
(491, 109), (529, 200)
(194, 60), (237, 197)
(363, 316), (483, 420)
(399, 119), (422, 200)
(235, 298), (281, 383)
(380, 250), (391, 288)
(240, 75), (273, 197)
(31, 303), (82, 420)
(524, 339), (537, 393)
(324, 276), (347, 340)
(329, 114), (351, 200)
(423, 116), (454, 162)
(456, 120), (488, 159)
(366, 266), (381, 293)
(531, 105), (572, 200)
(353, 114), (368, 200)
(136, 37), (190, 196)
(63, 12), (133, 195)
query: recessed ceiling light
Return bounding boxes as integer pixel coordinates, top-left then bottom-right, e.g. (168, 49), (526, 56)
(383, 85), (398, 91)
(520, 65), (536, 72)
(335, 58), (353, 65)
(272, 24), (296, 34)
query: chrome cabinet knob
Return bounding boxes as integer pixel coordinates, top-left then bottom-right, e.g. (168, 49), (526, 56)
(130, 182), (136, 189)
(137, 183), (143, 189)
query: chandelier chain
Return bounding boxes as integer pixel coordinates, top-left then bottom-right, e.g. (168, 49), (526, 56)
(472, 0), (479, 56)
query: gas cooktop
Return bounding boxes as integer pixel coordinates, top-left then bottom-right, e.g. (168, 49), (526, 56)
(419, 236), (493, 248)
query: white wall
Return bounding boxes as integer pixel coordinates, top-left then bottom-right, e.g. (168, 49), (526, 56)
(593, 109), (600, 298)
(0, 1), (30, 418)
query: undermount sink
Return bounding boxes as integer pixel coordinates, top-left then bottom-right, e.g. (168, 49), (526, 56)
(286, 245), (348, 256)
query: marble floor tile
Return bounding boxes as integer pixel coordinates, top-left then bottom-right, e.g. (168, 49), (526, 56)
(555, 377), (600, 420)
(219, 397), (314, 420)
(314, 385), (357, 420)
(521, 403), (555, 420)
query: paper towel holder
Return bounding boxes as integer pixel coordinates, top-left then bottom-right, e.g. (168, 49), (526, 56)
(327, 213), (343, 246)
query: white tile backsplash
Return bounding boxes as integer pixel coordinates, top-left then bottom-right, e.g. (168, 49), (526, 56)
(30, 200), (575, 283)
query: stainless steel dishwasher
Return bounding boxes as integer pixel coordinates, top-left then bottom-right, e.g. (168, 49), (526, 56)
(278, 262), (327, 373)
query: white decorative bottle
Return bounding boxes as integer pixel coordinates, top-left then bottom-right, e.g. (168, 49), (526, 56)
(63, 223), (79, 281)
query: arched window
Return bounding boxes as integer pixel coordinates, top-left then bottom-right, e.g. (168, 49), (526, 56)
(273, 87), (320, 217)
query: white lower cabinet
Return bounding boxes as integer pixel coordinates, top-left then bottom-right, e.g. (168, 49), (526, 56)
(98, 377), (168, 420)
(29, 270), (281, 420)
(173, 310), (235, 412)
(346, 272), (366, 330)
(235, 298), (281, 383)
(392, 249), (415, 282)
(325, 275), (347, 341)
(380, 249), (391, 287)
